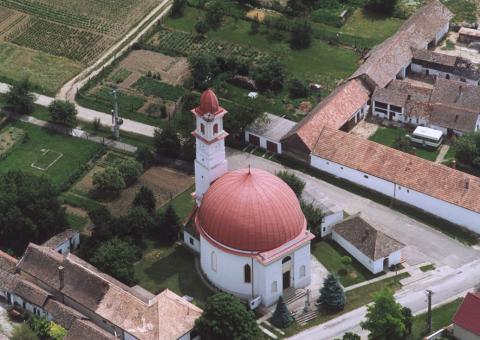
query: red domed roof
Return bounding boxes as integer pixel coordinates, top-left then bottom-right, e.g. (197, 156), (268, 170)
(197, 168), (306, 252)
(194, 89), (224, 116)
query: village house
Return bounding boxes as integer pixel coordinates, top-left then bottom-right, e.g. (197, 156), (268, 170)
(452, 292), (480, 340)
(310, 127), (480, 234)
(331, 215), (404, 274)
(0, 244), (202, 340)
(458, 27), (480, 45)
(372, 78), (480, 136)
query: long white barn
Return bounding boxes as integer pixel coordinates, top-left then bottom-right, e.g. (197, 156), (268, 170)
(311, 128), (480, 234)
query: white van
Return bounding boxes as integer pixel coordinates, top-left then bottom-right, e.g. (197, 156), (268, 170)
(407, 126), (443, 148)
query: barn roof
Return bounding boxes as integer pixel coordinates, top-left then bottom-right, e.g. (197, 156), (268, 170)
(312, 128), (480, 214)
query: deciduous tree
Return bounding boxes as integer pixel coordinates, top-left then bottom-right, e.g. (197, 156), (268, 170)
(48, 100), (77, 127)
(254, 58), (286, 92)
(153, 127), (181, 158)
(195, 293), (260, 340)
(133, 186), (156, 213)
(361, 289), (407, 339)
(92, 167), (125, 195)
(277, 171), (305, 197)
(300, 200), (324, 237)
(114, 158), (143, 186)
(290, 20), (312, 49)
(5, 78), (35, 115)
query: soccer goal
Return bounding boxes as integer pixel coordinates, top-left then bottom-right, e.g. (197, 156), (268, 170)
(31, 149), (63, 171)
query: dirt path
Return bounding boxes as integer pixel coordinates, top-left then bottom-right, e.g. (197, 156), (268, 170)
(58, 0), (172, 102)
(435, 144), (450, 163)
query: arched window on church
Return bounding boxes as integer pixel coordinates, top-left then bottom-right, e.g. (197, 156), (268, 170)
(300, 265), (306, 278)
(213, 124), (218, 134)
(244, 264), (251, 283)
(200, 123), (205, 134)
(282, 256), (292, 264)
(271, 281), (278, 293)
(211, 252), (217, 272)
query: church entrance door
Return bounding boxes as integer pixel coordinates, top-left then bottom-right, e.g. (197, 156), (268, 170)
(283, 271), (291, 289)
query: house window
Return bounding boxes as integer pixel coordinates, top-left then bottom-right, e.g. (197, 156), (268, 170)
(271, 281), (278, 293)
(340, 167), (344, 170)
(200, 124), (205, 134)
(300, 265), (306, 278)
(211, 252), (217, 272)
(244, 264), (251, 283)
(407, 189), (410, 193)
(282, 256), (292, 264)
(213, 124), (218, 134)
(364, 175), (369, 179)
(189, 237), (194, 245)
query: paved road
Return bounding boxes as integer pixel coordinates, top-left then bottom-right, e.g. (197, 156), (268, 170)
(0, 83), (156, 137)
(290, 259), (480, 339)
(227, 149), (480, 269)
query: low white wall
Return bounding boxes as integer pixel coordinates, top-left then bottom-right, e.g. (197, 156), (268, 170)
(311, 155), (480, 234)
(244, 131), (282, 154)
(320, 211), (344, 237)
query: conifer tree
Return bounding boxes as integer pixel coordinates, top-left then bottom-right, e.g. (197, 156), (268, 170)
(133, 186), (156, 214)
(319, 274), (346, 312)
(158, 205), (181, 244)
(270, 296), (294, 328)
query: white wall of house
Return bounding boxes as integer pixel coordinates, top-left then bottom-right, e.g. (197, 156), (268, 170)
(9, 294), (48, 318)
(453, 324), (480, 340)
(244, 131), (282, 154)
(310, 156), (480, 234)
(476, 115), (480, 132)
(436, 23), (450, 44)
(293, 244), (311, 289)
(410, 63), (478, 85)
(372, 101), (408, 124)
(183, 230), (200, 253)
(55, 233), (80, 255)
(332, 232), (380, 273)
(320, 211), (344, 237)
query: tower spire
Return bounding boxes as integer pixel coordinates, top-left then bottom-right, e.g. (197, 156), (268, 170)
(192, 89), (229, 205)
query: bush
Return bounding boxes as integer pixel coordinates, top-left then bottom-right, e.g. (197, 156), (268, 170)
(10, 323), (39, 340)
(48, 100), (77, 127)
(289, 78), (309, 99)
(277, 170), (305, 197)
(92, 117), (102, 131)
(300, 200), (324, 236)
(114, 158), (143, 186)
(133, 186), (156, 213)
(92, 167), (125, 195)
(171, 0), (187, 17)
(195, 20), (209, 34)
(254, 58), (286, 92)
(290, 20), (312, 49)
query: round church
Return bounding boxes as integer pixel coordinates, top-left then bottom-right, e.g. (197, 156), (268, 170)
(184, 89), (314, 307)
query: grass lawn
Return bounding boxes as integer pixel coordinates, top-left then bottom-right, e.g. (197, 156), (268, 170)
(0, 122), (102, 188)
(0, 42), (82, 96)
(166, 7), (359, 88)
(159, 186), (195, 222)
(444, 145), (456, 160)
(341, 9), (404, 43)
(408, 298), (463, 339)
(419, 264), (436, 272)
(369, 126), (440, 161)
(66, 213), (88, 232)
(311, 239), (379, 287)
(134, 240), (213, 305)
(283, 272), (410, 336)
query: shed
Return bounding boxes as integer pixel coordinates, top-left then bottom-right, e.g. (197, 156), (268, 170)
(459, 27), (480, 44)
(331, 214), (404, 274)
(42, 229), (80, 255)
(245, 113), (296, 154)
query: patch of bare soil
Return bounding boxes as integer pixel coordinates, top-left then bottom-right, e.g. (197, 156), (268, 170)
(350, 120), (379, 139)
(119, 50), (190, 86)
(106, 166), (194, 216)
(73, 164), (104, 195)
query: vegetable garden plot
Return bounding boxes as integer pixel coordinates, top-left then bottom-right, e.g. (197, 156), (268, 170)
(31, 148), (63, 171)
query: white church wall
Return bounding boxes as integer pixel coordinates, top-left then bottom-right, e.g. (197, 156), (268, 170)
(311, 155), (480, 234)
(258, 260), (282, 307)
(293, 244), (311, 289)
(388, 250), (402, 267)
(200, 235), (254, 300)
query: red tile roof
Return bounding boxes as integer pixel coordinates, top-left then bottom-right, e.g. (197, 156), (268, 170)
(283, 79), (370, 151)
(453, 292), (480, 335)
(312, 128), (480, 214)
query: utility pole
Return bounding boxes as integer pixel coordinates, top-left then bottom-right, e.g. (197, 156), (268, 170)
(426, 289), (434, 333)
(111, 89), (123, 140)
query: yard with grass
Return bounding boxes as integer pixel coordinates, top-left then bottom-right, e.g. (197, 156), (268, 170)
(283, 272), (410, 336)
(341, 9), (404, 44)
(369, 126), (440, 161)
(408, 298), (463, 339)
(0, 122), (102, 188)
(311, 239), (378, 287)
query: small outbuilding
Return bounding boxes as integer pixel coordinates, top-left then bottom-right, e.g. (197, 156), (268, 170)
(458, 27), (480, 45)
(452, 292), (480, 340)
(42, 229), (80, 255)
(245, 113), (296, 154)
(331, 214), (404, 274)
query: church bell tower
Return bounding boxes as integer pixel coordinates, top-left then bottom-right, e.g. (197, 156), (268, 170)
(192, 89), (228, 205)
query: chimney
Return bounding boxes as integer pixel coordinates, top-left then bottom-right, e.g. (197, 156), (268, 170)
(58, 266), (64, 290)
